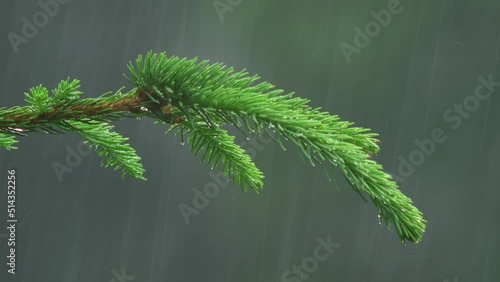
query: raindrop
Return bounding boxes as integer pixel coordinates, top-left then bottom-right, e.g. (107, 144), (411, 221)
(246, 136), (250, 140)
(377, 214), (382, 225)
(181, 142), (185, 145)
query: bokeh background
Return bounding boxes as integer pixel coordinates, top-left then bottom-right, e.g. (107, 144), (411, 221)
(0, 0), (499, 281)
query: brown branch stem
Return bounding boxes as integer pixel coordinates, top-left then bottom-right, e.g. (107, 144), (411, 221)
(0, 90), (148, 131)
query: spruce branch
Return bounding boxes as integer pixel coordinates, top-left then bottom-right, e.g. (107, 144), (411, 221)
(168, 117), (264, 191)
(0, 51), (426, 243)
(0, 132), (17, 150)
(57, 120), (146, 180)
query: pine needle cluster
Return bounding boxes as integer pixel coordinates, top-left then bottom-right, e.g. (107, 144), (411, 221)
(0, 51), (426, 243)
